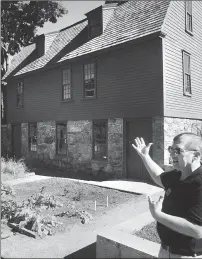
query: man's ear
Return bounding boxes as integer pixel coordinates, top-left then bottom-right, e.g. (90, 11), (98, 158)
(193, 151), (201, 161)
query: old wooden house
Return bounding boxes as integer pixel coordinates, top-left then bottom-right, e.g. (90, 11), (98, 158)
(2, 1), (202, 182)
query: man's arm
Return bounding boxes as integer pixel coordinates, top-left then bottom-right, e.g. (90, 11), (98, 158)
(132, 137), (164, 188)
(141, 155), (164, 188)
(156, 212), (202, 239)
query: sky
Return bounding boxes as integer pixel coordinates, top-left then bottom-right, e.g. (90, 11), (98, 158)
(37, 1), (105, 35)
(8, 1), (105, 65)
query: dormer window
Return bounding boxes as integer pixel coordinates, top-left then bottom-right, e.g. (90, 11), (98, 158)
(89, 18), (102, 39)
(86, 6), (102, 39)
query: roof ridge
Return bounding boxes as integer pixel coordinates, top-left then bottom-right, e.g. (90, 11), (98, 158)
(60, 18), (87, 32)
(45, 30), (60, 36)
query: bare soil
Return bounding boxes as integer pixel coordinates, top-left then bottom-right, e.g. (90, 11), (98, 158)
(10, 177), (143, 236)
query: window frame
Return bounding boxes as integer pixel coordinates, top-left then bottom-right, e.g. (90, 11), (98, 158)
(182, 50), (192, 96)
(28, 122), (37, 152)
(16, 81), (24, 108)
(83, 61), (97, 99)
(56, 122), (67, 155)
(185, 1), (193, 35)
(62, 67), (72, 101)
(92, 119), (108, 161)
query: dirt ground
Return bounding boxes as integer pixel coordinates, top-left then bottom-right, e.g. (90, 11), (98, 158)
(11, 177), (143, 233)
(2, 176), (150, 258)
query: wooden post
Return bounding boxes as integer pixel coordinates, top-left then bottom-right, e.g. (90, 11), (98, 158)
(106, 196), (108, 207)
(94, 201), (96, 211)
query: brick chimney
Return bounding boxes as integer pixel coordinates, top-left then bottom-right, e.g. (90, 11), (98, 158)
(35, 34), (45, 58)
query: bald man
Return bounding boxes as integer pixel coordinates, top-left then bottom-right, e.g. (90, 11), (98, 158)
(132, 132), (202, 258)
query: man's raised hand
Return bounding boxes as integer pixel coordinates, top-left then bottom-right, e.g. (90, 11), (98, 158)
(132, 137), (153, 157)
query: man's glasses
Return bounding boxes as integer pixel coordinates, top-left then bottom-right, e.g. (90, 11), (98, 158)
(168, 146), (198, 155)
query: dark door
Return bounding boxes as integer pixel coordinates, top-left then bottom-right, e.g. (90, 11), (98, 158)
(12, 124), (21, 159)
(126, 119), (153, 183)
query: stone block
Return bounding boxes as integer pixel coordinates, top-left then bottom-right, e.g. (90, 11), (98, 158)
(37, 121), (56, 159)
(1, 124), (12, 158)
(153, 116), (202, 166)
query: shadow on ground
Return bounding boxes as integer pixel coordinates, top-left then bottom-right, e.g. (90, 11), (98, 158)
(25, 159), (116, 182)
(25, 158), (157, 186)
(64, 243), (96, 259)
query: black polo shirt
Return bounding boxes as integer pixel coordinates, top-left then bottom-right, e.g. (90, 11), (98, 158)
(157, 166), (202, 255)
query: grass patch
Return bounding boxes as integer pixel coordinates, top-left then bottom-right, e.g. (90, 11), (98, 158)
(134, 221), (161, 244)
(1, 157), (30, 181)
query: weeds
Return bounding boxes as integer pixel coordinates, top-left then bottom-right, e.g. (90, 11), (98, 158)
(72, 182), (84, 201)
(1, 157), (29, 176)
(1, 182), (64, 238)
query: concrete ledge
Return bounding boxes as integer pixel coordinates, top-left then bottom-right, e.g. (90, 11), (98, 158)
(97, 229), (160, 258)
(114, 211), (154, 233)
(96, 211), (160, 258)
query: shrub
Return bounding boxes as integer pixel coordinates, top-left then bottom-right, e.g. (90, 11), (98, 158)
(1, 182), (18, 221)
(1, 157), (29, 176)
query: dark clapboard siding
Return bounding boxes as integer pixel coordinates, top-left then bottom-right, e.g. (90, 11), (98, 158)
(6, 37), (163, 123)
(162, 1), (202, 119)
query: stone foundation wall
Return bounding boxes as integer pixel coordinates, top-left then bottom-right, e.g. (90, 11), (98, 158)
(153, 116), (202, 169)
(66, 120), (92, 172)
(91, 119), (124, 179)
(21, 123), (29, 158)
(1, 124), (12, 158)
(152, 117), (164, 168)
(107, 118), (124, 178)
(164, 117), (202, 165)
(18, 119), (124, 178)
(37, 121), (56, 159)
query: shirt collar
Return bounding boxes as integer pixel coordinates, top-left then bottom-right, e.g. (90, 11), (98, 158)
(181, 165), (202, 182)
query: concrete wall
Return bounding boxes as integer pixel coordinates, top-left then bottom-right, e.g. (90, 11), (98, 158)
(96, 211), (160, 258)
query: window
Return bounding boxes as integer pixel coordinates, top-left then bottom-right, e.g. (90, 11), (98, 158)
(182, 51), (191, 95)
(16, 81), (24, 107)
(185, 1), (193, 34)
(93, 120), (107, 160)
(62, 69), (71, 100)
(29, 123), (37, 151)
(89, 18), (102, 38)
(56, 123), (67, 155)
(83, 62), (96, 98)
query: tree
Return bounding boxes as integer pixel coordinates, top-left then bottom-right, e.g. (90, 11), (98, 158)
(1, 1), (67, 122)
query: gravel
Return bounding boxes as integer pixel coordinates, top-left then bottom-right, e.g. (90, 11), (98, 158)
(134, 221), (161, 244)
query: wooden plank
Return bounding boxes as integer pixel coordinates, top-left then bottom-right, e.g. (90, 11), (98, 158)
(7, 222), (38, 239)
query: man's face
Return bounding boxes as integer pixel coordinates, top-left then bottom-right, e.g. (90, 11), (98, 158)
(169, 136), (195, 171)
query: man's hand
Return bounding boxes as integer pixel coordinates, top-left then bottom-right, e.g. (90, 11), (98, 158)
(132, 137), (153, 158)
(148, 195), (163, 220)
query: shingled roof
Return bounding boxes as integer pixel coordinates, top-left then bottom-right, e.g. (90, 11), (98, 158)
(3, 43), (36, 80)
(5, 0), (170, 79)
(15, 20), (87, 76)
(59, 0), (170, 62)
